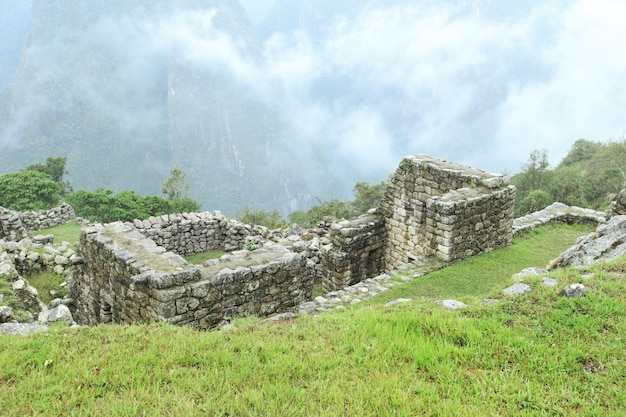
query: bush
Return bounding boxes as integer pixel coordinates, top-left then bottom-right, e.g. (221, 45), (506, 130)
(0, 170), (62, 211)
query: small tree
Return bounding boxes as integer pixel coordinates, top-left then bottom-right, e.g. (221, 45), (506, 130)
(27, 156), (73, 195)
(161, 167), (190, 200)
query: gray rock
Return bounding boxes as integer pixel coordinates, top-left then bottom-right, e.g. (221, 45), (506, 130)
(264, 312), (296, 322)
(0, 306), (13, 323)
(562, 283), (588, 297)
(0, 261), (18, 280)
(502, 283), (532, 296)
(542, 277), (559, 287)
(39, 304), (73, 325)
(384, 298), (412, 307)
(549, 215), (626, 269)
(1, 323), (48, 335)
(513, 267), (548, 281)
(482, 299), (500, 305)
(298, 301), (317, 315)
(435, 299), (467, 310)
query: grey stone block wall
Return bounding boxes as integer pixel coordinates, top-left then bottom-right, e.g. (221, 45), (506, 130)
(381, 155), (515, 269)
(0, 203), (76, 240)
(130, 211), (260, 256)
(71, 221), (313, 329)
(321, 214), (386, 292)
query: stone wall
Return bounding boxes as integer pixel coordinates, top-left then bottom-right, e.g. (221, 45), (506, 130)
(71, 221), (313, 329)
(426, 186), (515, 261)
(321, 213), (387, 292)
(130, 211), (266, 256)
(0, 203), (76, 241)
(382, 155), (515, 269)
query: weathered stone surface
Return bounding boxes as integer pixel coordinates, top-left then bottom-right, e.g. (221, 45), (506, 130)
(264, 312), (296, 322)
(384, 298), (412, 307)
(0, 306), (13, 323)
(39, 304), (73, 325)
(549, 215), (626, 269)
(513, 268), (548, 281)
(607, 188), (626, 219)
(502, 283), (532, 296)
(542, 278), (559, 287)
(1, 323), (48, 335)
(513, 202), (605, 236)
(435, 299), (467, 310)
(562, 283), (588, 297)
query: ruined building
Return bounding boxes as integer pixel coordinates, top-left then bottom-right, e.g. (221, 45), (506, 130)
(67, 154), (515, 329)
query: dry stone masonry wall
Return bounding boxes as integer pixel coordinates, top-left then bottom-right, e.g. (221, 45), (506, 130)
(71, 219), (314, 329)
(68, 154), (519, 329)
(130, 211), (263, 256)
(381, 155), (515, 269)
(321, 214), (386, 293)
(0, 203), (76, 240)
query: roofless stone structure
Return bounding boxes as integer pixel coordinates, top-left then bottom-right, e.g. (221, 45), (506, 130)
(69, 155), (516, 329)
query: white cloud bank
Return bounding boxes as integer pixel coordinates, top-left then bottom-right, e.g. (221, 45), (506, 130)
(248, 0), (626, 175)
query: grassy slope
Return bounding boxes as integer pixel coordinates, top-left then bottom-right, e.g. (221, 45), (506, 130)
(3, 224), (626, 416)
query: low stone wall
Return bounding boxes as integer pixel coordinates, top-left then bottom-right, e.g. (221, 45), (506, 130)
(130, 211), (262, 256)
(0, 203), (76, 241)
(71, 222), (313, 329)
(321, 213), (387, 292)
(513, 202), (605, 236)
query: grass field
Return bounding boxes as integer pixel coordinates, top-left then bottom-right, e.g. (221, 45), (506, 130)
(31, 223), (83, 248)
(3, 223), (625, 416)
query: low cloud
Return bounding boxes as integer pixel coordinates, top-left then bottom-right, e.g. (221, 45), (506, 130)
(2, 0), (625, 188)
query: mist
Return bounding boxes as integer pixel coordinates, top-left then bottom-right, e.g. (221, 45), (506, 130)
(0, 0), (625, 214)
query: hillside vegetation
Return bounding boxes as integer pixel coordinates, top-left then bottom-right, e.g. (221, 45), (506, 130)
(513, 139), (626, 216)
(4, 223), (625, 416)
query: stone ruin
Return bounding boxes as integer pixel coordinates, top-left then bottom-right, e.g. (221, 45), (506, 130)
(64, 154), (517, 329)
(0, 154), (519, 330)
(382, 155), (515, 269)
(0, 203), (76, 241)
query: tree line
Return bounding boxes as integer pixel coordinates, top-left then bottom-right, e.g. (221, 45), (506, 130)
(0, 158), (200, 223)
(2, 139), (623, 227)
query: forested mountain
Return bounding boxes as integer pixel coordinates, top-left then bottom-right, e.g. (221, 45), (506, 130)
(0, 0), (623, 216)
(0, 0), (317, 215)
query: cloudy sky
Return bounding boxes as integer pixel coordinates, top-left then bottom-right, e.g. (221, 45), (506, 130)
(2, 0), (624, 194)
(234, 0), (626, 177)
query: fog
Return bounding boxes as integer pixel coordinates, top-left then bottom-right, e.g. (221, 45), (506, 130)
(1, 0), (625, 212)
(242, 0), (626, 175)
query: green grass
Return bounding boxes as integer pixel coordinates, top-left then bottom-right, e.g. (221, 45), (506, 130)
(26, 271), (68, 305)
(369, 223), (594, 305)
(31, 223), (83, 248)
(184, 250), (224, 264)
(4, 223), (625, 416)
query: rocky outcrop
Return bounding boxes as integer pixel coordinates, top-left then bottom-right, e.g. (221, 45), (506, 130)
(607, 188), (626, 219)
(549, 215), (626, 269)
(513, 202), (605, 236)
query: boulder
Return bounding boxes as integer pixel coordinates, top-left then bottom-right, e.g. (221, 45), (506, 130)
(549, 215), (626, 269)
(0, 306), (13, 323)
(562, 283), (588, 297)
(435, 299), (467, 310)
(503, 283), (532, 296)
